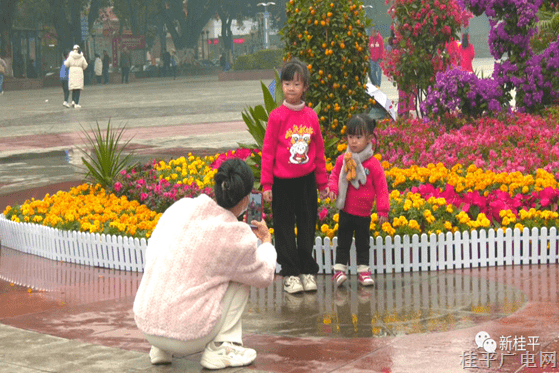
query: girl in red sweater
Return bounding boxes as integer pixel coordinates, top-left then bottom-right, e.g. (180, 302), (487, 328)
(328, 114), (390, 287)
(261, 58), (329, 294)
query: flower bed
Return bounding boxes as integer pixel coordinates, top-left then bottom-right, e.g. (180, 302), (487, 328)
(3, 112), (559, 242)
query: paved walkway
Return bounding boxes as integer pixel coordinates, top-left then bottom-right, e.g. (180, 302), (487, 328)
(3, 58), (555, 373)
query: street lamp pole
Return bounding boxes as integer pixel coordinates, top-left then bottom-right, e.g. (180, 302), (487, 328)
(257, 2), (275, 49)
(363, 5), (373, 29)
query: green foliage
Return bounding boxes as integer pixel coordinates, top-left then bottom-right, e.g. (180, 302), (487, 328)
(281, 0), (373, 153)
(232, 49), (284, 70)
(79, 121), (135, 189)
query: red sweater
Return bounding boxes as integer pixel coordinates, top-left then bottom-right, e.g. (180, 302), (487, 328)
(369, 33), (384, 62)
(328, 154), (389, 218)
(261, 103), (328, 192)
(460, 44), (475, 73)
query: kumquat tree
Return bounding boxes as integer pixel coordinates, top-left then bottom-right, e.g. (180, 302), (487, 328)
(281, 0), (374, 155)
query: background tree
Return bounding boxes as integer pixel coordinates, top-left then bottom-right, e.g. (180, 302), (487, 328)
(281, 0), (373, 153)
(0, 0), (17, 61)
(382, 0), (469, 115)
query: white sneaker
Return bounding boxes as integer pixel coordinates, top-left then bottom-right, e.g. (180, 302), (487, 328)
(300, 274), (317, 291)
(200, 341), (256, 370)
(283, 275), (304, 293)
(63, 101), (69, 108)
(74, 104), (81, 108)
(71, 101), (75, 108)
(149, 346), (172, 365)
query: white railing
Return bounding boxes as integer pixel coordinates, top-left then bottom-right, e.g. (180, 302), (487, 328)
(1, 216), (558, 273)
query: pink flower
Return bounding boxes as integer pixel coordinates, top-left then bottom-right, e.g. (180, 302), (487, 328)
(114, 182), (122, 192)
(319, 207), (328, 221)
(140, 193), (148, 201)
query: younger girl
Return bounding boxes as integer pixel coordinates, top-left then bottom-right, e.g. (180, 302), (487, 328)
(261, 58), (329, 294)
(328, 114), (389, 286)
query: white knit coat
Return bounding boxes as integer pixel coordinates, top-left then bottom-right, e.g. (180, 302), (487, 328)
(133, 194), (277, 342)
(64, 51), (88, 90)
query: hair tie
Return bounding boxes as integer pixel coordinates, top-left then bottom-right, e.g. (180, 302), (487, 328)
(222, 181), (228, 190)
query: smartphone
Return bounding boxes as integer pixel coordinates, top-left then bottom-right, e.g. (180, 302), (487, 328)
(246, 192), (263, 229)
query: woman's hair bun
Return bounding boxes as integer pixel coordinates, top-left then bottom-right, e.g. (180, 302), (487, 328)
(214, 159), (254, 209)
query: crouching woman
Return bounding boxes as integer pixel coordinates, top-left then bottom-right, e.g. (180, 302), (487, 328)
(133, 158), (276, 370)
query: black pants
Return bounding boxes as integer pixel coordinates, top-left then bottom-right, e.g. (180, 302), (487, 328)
(71, 90), (81, 105)
(336, 210), (372, 266)
(272, 172), (319, 277)
(103, 70), (109, 84)
(122, 67), (130, 83)
(61, 81), (69, 102)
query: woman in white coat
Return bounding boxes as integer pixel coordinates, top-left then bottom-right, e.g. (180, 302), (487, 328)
(64, 45), (88, 108)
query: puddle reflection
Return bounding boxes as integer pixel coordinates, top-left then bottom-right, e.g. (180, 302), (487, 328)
(244, 273), (530, 338)
(3, 245), (556, 339)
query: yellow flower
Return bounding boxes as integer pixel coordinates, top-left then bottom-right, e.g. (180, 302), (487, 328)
(321, 224), (329, 233)
(333, 213), (339, 223)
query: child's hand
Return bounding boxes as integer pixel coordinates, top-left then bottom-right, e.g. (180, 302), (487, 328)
(328, 191), (337, 200)
(378, 215), (389, 225)
(319, 188), (329, 200)
(263, 190), (273, 202)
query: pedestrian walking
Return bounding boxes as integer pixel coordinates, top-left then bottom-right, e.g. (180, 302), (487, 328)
(0, 56), (7, 95)
(171, 50), (177, 80)
(102, 50), (110, 84)
(120, 47), (131, 84)
(60, 51), (70, 107)
(368, 27), (384, 88)
(94, 54), (103, 84)
(65, 45), (88, 108)
(460, 33), (475, 73)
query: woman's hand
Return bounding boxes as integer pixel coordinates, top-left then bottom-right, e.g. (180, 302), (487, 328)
(263, 190), (272, 203)
(378, 215), (389, 225)
(251, 219), (272, 243)
(328, 191), (337, 201)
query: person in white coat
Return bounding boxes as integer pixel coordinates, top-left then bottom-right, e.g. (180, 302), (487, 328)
(94, 54), (103, 84)
(64, 45), (88, 108)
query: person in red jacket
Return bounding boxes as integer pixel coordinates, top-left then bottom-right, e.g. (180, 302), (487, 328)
(261, 58), (329, 294)
(328, 114), (389, 287)
(460, 33), (475, 73)
(368, 27), (385, 87)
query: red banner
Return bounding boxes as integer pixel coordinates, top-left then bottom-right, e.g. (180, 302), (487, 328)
(119, 35), (146, 50)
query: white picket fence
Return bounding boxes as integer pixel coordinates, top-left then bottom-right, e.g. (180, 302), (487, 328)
(1, 216), (558, 273)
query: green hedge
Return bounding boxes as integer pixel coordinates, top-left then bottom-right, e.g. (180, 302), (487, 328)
(232, 49), (283, 71)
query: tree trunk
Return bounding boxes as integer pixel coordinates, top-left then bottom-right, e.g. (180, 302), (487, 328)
(49, 0), (73, 52)
(0, 0), (16, 59)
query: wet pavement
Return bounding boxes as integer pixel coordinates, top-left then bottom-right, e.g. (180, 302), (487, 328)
(1, 58), (554, 373)
(0, 246), (558, 372)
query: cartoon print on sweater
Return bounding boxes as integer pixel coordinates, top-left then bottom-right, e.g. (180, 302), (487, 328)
(286, 125), (314, 164)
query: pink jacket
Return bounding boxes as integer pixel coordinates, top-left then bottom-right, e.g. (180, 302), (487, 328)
(369, 33), (385, 62)
(328, 154), (390, 218)
(261, 104), (328, 192)
(133, 195), (277, 341)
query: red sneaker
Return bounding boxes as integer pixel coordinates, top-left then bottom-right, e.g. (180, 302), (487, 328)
(358, 271), (374, 286)
(333, 271), (347, 286)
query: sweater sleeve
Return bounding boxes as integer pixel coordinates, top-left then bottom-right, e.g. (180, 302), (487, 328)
(371, 158), (390, 217)
(261, 109), (280, 192)
(312, 115), (328, 191)
(231, 242), (277, 288)
(328, 155), (343, 195)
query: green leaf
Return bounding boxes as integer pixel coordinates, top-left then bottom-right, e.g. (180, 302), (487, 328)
(262, 81), (277, 113)
(274, 69), (284, 106)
